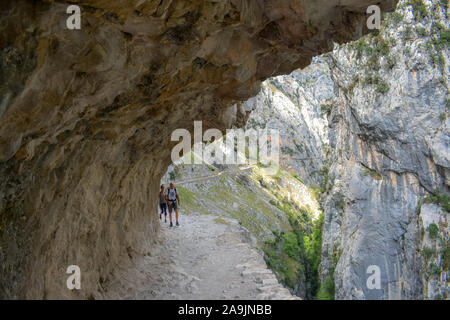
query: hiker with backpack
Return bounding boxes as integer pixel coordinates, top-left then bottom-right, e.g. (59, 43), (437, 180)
(158, 185), (168, 222)
(165, 182), (180, 227)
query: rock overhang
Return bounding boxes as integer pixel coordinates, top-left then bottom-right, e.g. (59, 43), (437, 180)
(0, 0), (399, 299)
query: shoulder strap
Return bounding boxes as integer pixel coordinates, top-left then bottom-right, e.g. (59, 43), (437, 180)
(168, 188), (177, 200)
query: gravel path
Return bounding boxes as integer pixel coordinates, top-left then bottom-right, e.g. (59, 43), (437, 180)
(105, 212), (299, 300)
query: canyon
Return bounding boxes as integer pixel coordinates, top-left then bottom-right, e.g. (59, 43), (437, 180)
(161, 0), (449, 300)
(0, 0), (448, 300)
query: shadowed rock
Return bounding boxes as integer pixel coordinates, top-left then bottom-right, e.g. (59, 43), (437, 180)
(0, 0), (398, 298)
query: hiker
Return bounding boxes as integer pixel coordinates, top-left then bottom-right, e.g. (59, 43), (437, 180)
(159, 185), (167, 222)
(165, 182), (180, 227)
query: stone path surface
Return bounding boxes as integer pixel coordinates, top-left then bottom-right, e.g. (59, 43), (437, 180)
(105, 212), (299, 300)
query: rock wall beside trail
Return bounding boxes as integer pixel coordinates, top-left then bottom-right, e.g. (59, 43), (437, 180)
(320, 0), (449, 300)
(207, 0), (449, 300)
(0, 0), (398, 299)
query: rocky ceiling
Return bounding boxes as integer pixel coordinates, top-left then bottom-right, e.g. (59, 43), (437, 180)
(0, 0), (397, 298)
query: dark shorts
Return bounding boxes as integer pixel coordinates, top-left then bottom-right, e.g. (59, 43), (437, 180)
(159, 203), (167, 215)
(168, 201), (178, 212)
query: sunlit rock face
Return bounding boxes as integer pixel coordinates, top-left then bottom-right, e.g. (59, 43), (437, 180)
(243, 58), (332, 187)
(0, 0), (398, 299)
(161, 0), (449, 300)
(319, 1), (449, 300)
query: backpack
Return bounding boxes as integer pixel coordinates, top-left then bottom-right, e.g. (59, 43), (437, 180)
(167, 187), (178, 201)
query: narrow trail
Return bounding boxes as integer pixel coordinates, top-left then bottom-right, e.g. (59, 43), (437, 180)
(106, 211), (299, 300)
(174, 165), (254, 185)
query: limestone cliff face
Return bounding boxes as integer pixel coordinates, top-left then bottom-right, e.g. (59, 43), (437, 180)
(0, 0), (398, 299)
(211, 0), (448, 300)
(243, 58), (331, 187)
(319, 0), (449, 299)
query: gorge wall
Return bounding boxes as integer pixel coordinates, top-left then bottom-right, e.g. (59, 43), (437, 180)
(250, 0), (449, 300)
(171, 0), (449, 300)
(0, 0), (399, 299)
(320, 0), (449, 300)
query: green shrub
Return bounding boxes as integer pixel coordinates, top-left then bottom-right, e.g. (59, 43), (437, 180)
(431, 22), (444, 34)
(438, 30), (450, 47)
(423, 189), (450, 212)
(376, 82), (390, 94)
(426, 223), (440, 239)
(263, 232), (301, 289)
(282, 232), (301, 259)
(361, 166), (383, 180)
(272, 173), (281, 182)
(416, 27), (428, 37)
(426, 40), (445, 68)
(292, 174), (304, 184)
(305, 213), (324, 272)
(390, 12), (404, 25)
(408, 0), (428, 20)
(343, 75), (360, 94)
(356, 39), (368, 58)
(428, 263), (441, 278)
(337, 199), (346, 211)
(353, 36), (395, 71)
(263, 208), (324, 298)
(422, 246), (435, 261)
(377, 40), (390, 56)
(423, 24), (449, 69)
(320, 103), (334, 117)
(403, 26), (413, 40)
(318, 166), (330, 192)
(317, 277), (335, 300)
(386, 56), (396, 69)
(364, 75), (390, 94)
(310, 186), (323, 201)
